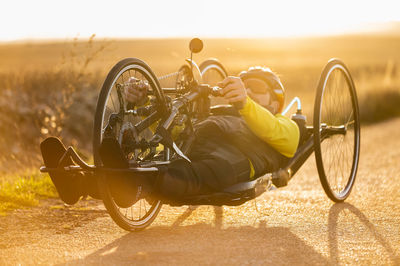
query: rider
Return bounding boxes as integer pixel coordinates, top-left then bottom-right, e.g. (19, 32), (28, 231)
(120, 66), (300, 202)
(41, 66), (300, 205)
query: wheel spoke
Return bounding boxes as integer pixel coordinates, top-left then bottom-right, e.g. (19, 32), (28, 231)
(110, 91), (117, 112)
(139, 199), (142, 219)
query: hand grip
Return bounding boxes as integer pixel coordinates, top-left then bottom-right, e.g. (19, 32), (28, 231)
(211, 86), (244, 110)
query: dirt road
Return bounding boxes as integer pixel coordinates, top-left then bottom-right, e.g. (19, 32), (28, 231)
(1, 118), (399, 265)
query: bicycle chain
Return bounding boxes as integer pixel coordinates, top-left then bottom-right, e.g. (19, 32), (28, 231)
(157, 71), (180, 81)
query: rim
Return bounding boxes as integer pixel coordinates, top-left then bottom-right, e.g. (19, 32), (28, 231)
(318, 64), (360, 199)
(98, 62), (163, 226)
(99, 64), (160, 144)
(107, 192), (162, 226)
(201, 62), (227, 106)
(201, 63), (227, 86)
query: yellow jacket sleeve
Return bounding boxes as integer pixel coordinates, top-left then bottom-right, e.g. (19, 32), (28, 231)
(239, 96), (300, 158)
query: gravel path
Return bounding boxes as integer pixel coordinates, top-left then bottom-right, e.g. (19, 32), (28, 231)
(1, 118), (399, 265)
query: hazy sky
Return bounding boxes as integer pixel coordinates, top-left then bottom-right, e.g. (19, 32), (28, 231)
(1, 0), (399, 41)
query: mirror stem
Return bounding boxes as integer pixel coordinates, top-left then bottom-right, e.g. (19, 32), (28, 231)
(190, 52), (193, 80)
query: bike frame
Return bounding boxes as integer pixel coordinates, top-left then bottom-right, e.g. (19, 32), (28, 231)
(40, 82), (346, 205)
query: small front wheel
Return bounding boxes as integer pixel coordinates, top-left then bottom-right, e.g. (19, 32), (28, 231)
(313, 59), (360, 202)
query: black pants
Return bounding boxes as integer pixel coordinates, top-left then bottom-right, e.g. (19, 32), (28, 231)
(157, 135), (251, 198)
(155, 115), (290, 199)
(157, 137), (288, 200)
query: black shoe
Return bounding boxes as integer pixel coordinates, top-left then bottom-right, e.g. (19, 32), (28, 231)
(40, 137), (84, 205)
(99, 138), (155, 208)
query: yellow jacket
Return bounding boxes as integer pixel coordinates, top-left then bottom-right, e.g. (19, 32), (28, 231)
(239, 96), (300, 178)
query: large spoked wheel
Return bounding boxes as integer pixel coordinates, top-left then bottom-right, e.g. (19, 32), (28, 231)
(313, 59), (360, 202)
(93, 58), (164, 231)
(199, 58), (228, 86)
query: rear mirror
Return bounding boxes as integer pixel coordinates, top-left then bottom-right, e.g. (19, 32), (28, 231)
(189, 38), (203, 54)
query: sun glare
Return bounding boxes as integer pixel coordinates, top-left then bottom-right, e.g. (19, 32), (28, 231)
(1, 0), (400, 41)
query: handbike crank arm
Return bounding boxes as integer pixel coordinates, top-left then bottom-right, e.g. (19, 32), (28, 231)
(147, 94), (199, 163)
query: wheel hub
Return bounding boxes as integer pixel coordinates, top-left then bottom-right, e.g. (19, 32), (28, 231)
(118, 122), (137, 160)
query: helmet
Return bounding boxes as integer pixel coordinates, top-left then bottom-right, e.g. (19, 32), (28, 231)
(239, 66), (285, 113)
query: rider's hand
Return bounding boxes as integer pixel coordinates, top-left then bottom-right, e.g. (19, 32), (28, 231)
(124, 77), (149, 105)
(217, 76), (247, 109)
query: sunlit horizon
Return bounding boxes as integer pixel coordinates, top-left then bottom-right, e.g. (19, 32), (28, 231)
(2, 0), (400, 42)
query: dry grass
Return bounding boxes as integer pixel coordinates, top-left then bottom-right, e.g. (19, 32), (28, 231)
(0, 35), (399, 174)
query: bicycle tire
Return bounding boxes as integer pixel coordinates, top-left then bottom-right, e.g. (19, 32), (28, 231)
(199, 58), (228, 86)
(93, 58), (164, 231)
(313, 58), (360, 202)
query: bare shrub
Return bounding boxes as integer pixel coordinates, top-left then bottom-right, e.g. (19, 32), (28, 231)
(0, 35), (109, 172)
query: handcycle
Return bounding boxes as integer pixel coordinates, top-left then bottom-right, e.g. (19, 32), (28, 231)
(40, 38), (360, 231)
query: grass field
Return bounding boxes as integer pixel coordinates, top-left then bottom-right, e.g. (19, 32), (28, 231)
(0, 34), (399, 176)
(0, 171), (57, 215)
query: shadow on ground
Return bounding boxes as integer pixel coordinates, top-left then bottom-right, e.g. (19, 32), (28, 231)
(328, 202), (400, 265)
(63, 205), (328, 264)
(68, 223), (328, 265)
(1, 198), (398, 264)
(64, 203), (399, 265)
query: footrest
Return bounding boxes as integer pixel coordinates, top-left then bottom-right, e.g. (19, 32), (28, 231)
(40, 137), (84, 205)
